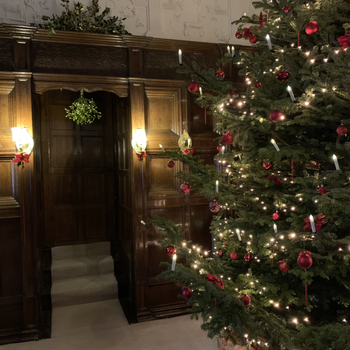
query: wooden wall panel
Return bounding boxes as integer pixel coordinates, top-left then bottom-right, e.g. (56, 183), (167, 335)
(0, 162), (13, 196)
(190, 205), (213, 251)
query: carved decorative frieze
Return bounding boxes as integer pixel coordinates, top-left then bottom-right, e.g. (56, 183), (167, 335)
(32, 42), (129, 77)
(0, 39), (14, 71)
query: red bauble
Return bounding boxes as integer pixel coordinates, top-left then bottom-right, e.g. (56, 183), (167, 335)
(215, 70), (225, 79)
(223, 241), (227, 246)
(209, 200), (220, 213)
(182, 287), (193, 299)
(183, 148), (194, 155)
(336, 125), (348, 136)
(305, 21), (319, 35)
(221, 131), (233, 145)
(240, 294), (251, 305)
(230, 252), (239, 260)
(249, 35), (258, 44)
(244, 252), (253, 262)
(180, 182), (191, 193)
(254, 81), (262, 88)
(262, 162), (273, 170)
(284, 6), (291, 13)
(276, 70), (290, 82)
(235, 31), (243, 39)
(167, 160), (175, 168)
(297, 251), (313, 269)
(218, 251), (224, 258)
(166, 246), (176, 257)
(279, 260), (290, 273)
(188, 81), (199, 93)
(217, 145), (223, 153)
(317, 186), (327, 195)
(272, 212), (280, 221)
(270, 109), (284, 122)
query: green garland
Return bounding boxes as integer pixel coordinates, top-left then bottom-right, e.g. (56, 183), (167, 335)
(32, 0), (131, 35)
(65, 90), (102, 125)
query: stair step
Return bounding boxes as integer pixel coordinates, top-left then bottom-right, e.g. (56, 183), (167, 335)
(51, 273), (118, 307)
(52, 242), (111, 261)
(51, 256), (114, 280)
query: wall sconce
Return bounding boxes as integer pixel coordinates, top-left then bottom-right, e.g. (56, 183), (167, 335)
(131, 128), (147, 161)
(11, 127), (34, 154)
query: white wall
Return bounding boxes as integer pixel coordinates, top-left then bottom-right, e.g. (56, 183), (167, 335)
(0, 0), (257, 44)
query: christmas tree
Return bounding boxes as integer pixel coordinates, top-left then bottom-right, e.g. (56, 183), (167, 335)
(145, 1), (350, 349)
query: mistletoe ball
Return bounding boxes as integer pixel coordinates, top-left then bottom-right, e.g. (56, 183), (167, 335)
(297, 251), (313, 269)
(270, 109), (284, 122)
(180, 182), (191, 194)
(209, 200), (220, 213)
(182, 288), (193, 299)
(244, 252), (253, 262)
(317, 186), (327, 195)
(272, 212), (280, 221)
(167, 160), (175, 168)
(230, 252), (239, 260)
(215, 70), (225, 79)
(221, 131), (233, 145)
(336, 125), (348, 136)
(166, 246), (176, 257)
(305, 21), (319, 35)
(188, 81), (199, 93)
(240, 294), (251, 305)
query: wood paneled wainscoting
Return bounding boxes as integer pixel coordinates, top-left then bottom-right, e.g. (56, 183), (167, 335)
(0, 24), (248, 344)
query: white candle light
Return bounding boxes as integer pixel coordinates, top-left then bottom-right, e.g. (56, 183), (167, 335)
(227, 46), (231, 54)
(171, 254), (177, 271)
(159, 144), (166, 152)
(287, 85), (296, 102)
(271, 139), (280, 151)
(273, 224), (277, 234)
(333, 154), (340, 170)
(199, 87), (202, 95)
(309, 215), (316, 233)
(265, 34), (272, 50)
(187, 138), (192, 148)
(141, 220), (146, 226)
(178, 49), (182, 65)
(231, 46), (235, 57)
(222, 146), (225, 155)
(236, 229), (242, 242)
(215, 180), (219, 193)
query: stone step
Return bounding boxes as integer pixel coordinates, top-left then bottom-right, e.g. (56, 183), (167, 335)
(51, 256), (114, 281)
(52, 242), (111, 261)
(51, 273), (118, 308)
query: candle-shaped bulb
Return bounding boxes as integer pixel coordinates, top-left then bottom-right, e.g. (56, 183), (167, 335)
(159, 144), (166, 152)
(231, 46), (235, 57)
(236, 229), (242, 242)
(287, 85), (296, 101)
(215, 180), (219, 193)
(178, 49), (182, 65)
(171, 254), (177, 271)
(265, 34), (272, 50)
(271, 139), (280, 152)
(187, 138), (192, 148)
(141, 220), (146, 226)
(273, 223), (277, 234)
(199, 87), (202, 96)
(309, 215), (316, 233)
(227, 46), (231, 54)
(333, 154), (340, 170)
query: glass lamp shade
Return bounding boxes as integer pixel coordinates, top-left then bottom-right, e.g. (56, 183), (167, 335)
(11, 127), (34, 154)
(131, 129), (147, 154)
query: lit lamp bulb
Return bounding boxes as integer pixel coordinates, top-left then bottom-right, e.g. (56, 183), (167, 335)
(11, 127), (34, 154)
(132, 129), (147, 160)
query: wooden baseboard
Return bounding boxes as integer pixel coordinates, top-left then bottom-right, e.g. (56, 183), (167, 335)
(0, 328), (39, 346)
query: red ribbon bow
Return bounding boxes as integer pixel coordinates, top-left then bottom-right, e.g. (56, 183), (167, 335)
(243, 27), (253, 39)
(12, 153), (30, 167)
(183, 149), (194, 155)
(303, 213), (325, 232)
(266, 174), (282, 184)
(337, 34), (350, 51)
(206, 273), (225, 289)
(136, 152), (147, 161)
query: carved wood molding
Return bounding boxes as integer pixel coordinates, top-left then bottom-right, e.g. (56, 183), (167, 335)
(33, 73), (129, 97)
(0, 196), (20, 219)
(0, 24), (37, 40)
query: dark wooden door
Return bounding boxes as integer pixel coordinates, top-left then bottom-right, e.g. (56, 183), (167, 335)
(41, 90), (116, 247)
